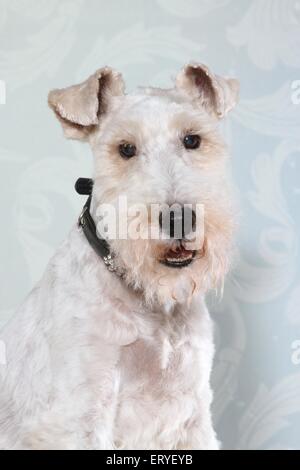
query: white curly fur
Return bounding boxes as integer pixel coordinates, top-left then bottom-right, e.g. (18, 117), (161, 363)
(0, 63), (239, 450)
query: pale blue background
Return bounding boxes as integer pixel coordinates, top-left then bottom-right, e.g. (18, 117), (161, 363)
(0, 0), (300, 450)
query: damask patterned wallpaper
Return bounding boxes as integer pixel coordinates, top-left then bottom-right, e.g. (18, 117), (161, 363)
(0, 0), (299, 450)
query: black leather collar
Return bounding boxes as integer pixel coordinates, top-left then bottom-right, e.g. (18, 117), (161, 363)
(76, 178), (123, 275)
(78, 195), (110, 259)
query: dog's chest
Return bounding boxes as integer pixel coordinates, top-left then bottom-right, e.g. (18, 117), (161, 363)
(113, 331), (201, 449)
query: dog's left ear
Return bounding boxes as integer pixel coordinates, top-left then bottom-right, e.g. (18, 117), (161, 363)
(48, 67), (125, 140)
(176, 63), (239, 119)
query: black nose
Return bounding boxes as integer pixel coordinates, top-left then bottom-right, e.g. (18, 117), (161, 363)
(159, 206), (196, 239)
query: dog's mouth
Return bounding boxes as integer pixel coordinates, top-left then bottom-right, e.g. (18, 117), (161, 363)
(160, 244), (196, 268)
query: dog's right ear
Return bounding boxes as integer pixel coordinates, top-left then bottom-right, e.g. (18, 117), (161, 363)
(48, 67), (125, 140)
(176, 63), (239, 119)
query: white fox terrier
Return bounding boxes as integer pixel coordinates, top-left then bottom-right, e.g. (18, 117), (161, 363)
(0, 62), (239, 450)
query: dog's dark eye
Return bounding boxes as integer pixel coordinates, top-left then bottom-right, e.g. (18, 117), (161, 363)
(183, 134), (201, 150)
(119, 142), (137, 159)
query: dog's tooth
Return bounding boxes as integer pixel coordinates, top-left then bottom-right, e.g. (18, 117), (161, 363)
(166, 256), (192, 263)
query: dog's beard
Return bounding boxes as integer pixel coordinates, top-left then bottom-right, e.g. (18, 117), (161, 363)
(110, 222), (233, 309)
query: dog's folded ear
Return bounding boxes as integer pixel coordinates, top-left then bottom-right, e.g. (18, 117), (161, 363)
(176, 62), (239, 119)
(48, 67), (125, 140)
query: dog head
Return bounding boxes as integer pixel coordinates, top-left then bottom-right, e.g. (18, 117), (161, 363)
(49, 63), (239, 308)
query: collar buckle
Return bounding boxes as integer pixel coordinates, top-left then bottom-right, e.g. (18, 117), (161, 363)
(78, 206), (88, 227)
